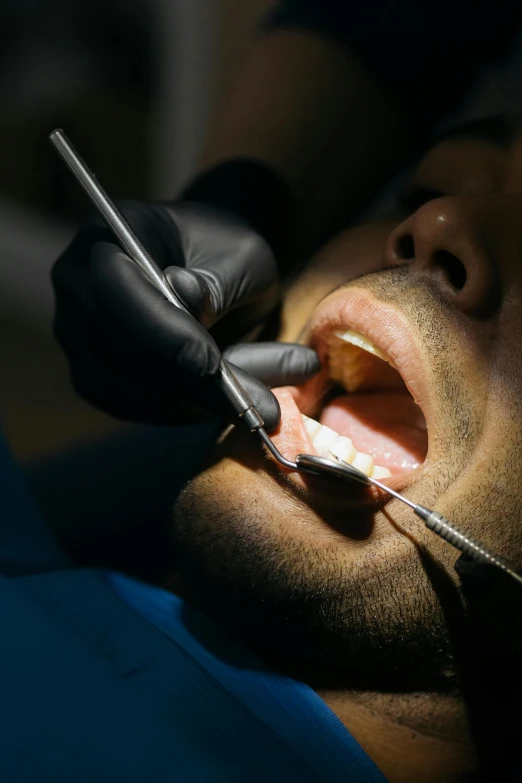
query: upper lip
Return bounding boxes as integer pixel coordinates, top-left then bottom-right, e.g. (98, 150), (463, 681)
(304, 286), (434, 495)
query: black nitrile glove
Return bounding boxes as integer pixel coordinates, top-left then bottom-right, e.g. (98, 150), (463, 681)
(52, 197), (318, 431)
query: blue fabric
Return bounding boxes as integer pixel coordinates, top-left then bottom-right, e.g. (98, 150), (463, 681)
(0, 428), (386, 781)
(108, 572), (387, 783)
(0, 430), (68, 575)
(25, 421), (221, 581)
(266, 1), (522, 125)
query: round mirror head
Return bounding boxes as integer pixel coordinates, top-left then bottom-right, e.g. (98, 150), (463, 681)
(295, 453), (372, 485)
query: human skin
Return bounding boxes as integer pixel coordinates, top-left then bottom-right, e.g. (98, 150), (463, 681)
(170, 116), (522, 781)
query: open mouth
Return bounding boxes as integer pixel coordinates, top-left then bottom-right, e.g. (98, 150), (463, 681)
(270, 289), (430, 487)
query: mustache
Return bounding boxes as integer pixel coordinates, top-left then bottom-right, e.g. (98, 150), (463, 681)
(325, 264), (409, 299)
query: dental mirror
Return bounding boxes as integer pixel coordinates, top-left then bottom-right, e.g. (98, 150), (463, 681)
(257, 428), (371, 483)
(258, 430), (522, 585)
(295, 453), (372, 484)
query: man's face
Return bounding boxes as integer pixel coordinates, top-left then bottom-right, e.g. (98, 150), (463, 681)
(172, 116), (522, 687)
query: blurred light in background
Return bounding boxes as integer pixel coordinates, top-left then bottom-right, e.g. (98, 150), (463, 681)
(0, 0), (271, 458)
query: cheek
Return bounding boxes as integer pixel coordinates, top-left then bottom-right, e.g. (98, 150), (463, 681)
(279, 222), (393, 341)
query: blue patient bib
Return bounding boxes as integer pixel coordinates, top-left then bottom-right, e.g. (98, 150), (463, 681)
(108, 571), (387, 782)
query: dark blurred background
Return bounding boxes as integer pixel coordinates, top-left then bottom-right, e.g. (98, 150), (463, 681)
(0, 0), (271, 459)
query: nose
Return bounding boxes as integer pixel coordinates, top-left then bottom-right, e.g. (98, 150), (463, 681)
(385, 197), (500, 317)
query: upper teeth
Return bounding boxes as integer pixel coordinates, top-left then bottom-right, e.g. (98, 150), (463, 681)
(302, 414), (391, 479)
(299, 329), (393, 479)
(327, 330), (391, 393)
(334, 330), (387, 360)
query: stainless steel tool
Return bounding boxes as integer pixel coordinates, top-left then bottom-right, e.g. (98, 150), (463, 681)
(314, 454), (522, 586)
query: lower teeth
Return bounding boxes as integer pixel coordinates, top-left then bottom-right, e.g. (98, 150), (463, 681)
(301, 414), (391, 479)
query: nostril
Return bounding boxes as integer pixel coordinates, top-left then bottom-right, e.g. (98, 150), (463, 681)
(433, 250), (467, 290)
(394, 233), (415, 261)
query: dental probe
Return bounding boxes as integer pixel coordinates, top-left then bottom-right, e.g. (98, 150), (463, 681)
(320, 455), (522, 587)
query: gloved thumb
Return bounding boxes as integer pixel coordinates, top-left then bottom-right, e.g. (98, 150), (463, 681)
(164, 266), (215, 327)
(223, 343), (320, 388)
(206, 342), (320, 431)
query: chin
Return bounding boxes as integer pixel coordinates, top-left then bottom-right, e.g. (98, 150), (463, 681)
(170, 283), (473, 689)
(170, 444), (456, 690)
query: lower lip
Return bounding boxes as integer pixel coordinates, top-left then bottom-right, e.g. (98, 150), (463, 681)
(265, 387), (422, 508)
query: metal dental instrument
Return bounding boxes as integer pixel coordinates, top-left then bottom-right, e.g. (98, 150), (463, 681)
(49, 129), (264, 429)
(324, 456), (522, 587)
(49, 129), (522, 585)
(48, 129), (349, 479)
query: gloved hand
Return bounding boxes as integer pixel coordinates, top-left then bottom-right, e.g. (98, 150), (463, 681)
(52, 200), (319, 431)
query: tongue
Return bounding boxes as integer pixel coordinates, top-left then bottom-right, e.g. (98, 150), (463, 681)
(320, 392), (427, 472)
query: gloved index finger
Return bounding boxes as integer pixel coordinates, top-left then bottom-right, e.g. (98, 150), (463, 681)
(173, 205), (278, 318)
(223, 343), (320, 388)
(91, 241), (221, 377)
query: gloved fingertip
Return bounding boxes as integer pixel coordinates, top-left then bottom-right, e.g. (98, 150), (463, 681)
(165, 266), (211, 320)
(90, 242), (142, 292)
(91, 240), (126, 266)
(261, 392), (282, 433)
(222, 362), (282, 432)
(222, 343), (321, 389)
(296, 346), (321, 376)
(177, 336), (221, 378)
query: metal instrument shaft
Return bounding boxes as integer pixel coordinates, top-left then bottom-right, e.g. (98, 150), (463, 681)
(49, 129), (262, 426)
(328, 456), (522, 586)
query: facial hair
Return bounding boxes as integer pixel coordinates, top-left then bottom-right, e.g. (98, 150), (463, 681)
(170, 268), (487, 691)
